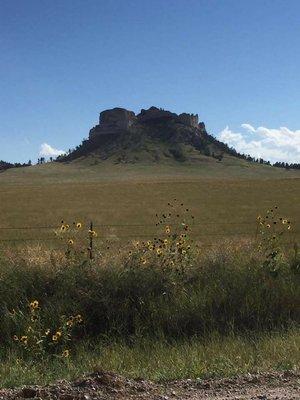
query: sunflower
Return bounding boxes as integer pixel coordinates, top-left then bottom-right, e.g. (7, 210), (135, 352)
(20, 335), (28, 345)
(30, 314), (38, 322)
(66, 319), (73, 327)
(75, 314), (83, 323)
(30, 300), (39, 310)
(62, 349), (70, 358)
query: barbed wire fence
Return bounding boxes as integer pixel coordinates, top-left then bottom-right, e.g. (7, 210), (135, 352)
(0, 221), (298, 247)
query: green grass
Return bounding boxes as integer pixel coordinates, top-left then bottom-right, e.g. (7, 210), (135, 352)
(1, 240), (299, 345)
(1, 330), (299, 387)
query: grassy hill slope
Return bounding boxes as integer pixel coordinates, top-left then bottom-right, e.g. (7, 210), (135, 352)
(0, 159), (299, 245)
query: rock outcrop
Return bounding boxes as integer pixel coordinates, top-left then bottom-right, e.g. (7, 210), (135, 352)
(89, 106), (201, 140)
(178, 113), (199, 128)
(89, 107), (136, 139)
(137, 106), (178, 123)
(58, 105), (229, 164)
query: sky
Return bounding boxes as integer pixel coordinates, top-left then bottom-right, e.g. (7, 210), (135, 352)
(0, 0), (299, 164)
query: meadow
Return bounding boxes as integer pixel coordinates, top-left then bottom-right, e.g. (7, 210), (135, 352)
(0, 160), (299, 245)
(0, 160), (299, 387)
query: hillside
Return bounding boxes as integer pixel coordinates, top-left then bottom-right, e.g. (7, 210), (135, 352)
(59, 106), (260, 165)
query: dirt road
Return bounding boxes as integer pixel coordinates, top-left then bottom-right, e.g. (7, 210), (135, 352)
(1, 371), (299, 399)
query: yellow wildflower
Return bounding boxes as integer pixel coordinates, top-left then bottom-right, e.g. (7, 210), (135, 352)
(20, 336), (28, 345)
(75, 314), (83, 323)
(30, 300), (39, 310)
(62, 349), (70, 358)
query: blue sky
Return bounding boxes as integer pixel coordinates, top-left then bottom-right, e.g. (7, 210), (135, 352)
(1, 0), (299, 163)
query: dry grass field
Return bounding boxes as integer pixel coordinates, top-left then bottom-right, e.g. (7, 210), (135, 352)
(0, 158), (299, 246)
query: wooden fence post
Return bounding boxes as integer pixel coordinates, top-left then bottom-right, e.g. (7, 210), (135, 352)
(89, 221), (93, 260)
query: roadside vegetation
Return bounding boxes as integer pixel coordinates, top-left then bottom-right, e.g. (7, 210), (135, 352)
(0, 203), (299, 387)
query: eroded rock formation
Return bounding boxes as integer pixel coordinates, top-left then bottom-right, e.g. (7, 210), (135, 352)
(89, 106), (201, 140)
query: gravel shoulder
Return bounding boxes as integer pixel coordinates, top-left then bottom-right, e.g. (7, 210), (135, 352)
(0, 371), (299, 400)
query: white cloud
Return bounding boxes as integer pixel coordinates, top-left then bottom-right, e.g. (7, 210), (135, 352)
(218, 124), (300, 164)
(39, 143), (66, 158)
(241, 123), (256, 133)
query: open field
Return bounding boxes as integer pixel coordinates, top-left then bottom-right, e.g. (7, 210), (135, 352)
(0, 160), (299, 392)
(0, 160), (300, 245)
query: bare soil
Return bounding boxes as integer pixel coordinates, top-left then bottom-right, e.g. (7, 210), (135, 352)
(0, 371), (299, 400)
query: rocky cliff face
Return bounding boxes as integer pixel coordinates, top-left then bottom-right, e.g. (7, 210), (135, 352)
(89, 108), (137, 139)
(89, 106), (201, 140)
(61, 106), (227, 164)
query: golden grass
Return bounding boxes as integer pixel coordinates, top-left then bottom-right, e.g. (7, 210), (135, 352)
(0, 162), (299, 245)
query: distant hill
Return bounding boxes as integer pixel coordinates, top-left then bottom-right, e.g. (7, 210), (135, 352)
(59, 106), (262, 165)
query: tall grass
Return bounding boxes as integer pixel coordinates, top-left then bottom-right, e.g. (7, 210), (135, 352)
(1, 330), (299, 387)
(0, 239), (299, 347)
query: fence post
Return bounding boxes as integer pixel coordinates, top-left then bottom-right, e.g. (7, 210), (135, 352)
(89, 221), (93, 260)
